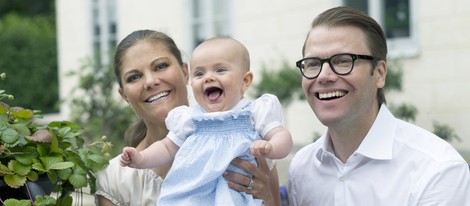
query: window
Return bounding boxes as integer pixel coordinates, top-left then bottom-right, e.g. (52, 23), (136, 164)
(189, 0), (232, 49)
(92, 0), (118, 65)
(344, 0), (418, 58)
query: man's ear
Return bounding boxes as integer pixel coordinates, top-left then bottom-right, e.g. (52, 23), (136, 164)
(118, 87), (130, 104)
(375, 60), (387, 89)
(242, 71), (253, 92)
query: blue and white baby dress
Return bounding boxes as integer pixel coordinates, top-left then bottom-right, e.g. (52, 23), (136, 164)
(157, 94), (283, 206)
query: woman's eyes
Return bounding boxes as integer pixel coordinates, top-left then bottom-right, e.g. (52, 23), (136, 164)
(126, 74), (141, 83)
(124, 63), (170, 83)
(155, 63), (169, 71)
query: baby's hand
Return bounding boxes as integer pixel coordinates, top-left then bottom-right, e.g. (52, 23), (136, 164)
(250, 140), (273, 158)
(120, 147), (140, 167)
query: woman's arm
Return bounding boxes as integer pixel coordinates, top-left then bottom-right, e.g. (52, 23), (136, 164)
(224, 157), (281, 206)
(267, 165), (281, 206)
(97, 195), (117, 206)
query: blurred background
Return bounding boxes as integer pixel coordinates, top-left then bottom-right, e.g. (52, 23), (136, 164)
(1, 0), (469, 192)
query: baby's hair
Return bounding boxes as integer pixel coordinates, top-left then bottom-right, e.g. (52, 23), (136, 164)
(196, 37), (250, 72)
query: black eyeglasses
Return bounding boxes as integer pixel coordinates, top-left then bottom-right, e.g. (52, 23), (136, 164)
(295, 53), (379, 79)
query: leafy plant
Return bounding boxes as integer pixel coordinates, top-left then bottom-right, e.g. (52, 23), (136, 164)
(251, 60), (304, 107)
(433, 121), (462, 142)
(0, 12), (58, 114)
(0, 73), (112, 206)
(389, 103), (417, 122)
(68, 57), (135, 156)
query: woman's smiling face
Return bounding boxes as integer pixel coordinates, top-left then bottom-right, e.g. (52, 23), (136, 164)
(118, 40), (189, 124)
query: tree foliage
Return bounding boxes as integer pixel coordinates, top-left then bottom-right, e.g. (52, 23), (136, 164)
(433, 121), (461, 142)
(383, 60), (403, 93)
(0, 0), (55, 18)
(251, 60), (304, 107)
(68, 57), (136, 156)
(0, 5), (58, 114)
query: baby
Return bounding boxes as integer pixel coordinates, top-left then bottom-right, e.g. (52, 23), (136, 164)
(121, 37), (293, 206)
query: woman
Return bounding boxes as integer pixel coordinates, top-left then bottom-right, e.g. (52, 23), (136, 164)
(95, 30), (281, 206)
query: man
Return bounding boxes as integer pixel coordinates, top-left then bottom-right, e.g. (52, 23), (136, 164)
(287, 6), (470, 205)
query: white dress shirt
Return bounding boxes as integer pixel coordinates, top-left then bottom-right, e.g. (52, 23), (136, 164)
(287, 105), (470, 206)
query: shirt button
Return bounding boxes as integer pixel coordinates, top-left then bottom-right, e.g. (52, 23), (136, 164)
(339, 176), (346, 181)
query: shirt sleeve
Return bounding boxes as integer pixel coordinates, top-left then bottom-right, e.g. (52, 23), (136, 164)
(251, 94), (284, 138)
(165, 105), (195, 147)
(413, 161), (470, 205)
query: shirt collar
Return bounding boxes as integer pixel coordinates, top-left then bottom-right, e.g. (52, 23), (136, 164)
(316, 132), (333, 162)
(198, 97), (249, 113)
(355, 105), (396, 160)
(233, 97), (250, 110)
(316, 104), (397, 161)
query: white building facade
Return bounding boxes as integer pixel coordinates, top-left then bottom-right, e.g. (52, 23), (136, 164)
(56, 0), (470, 176)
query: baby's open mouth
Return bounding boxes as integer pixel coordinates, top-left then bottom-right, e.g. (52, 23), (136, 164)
(205, 87), (223, 101)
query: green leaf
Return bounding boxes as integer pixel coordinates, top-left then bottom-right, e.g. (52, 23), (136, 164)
(26, 170), (39, 181)
(10, 107), (34, 119)
(58, 127), (71, 136)
(4, 173), (26, 188)
(87, 154), (108, 166)
(9, 123), (31, 135)
(8, 160), (31, 176)
(0, 114), (8, 124)
(62, 132), (78, 147)
(49, 161), (74, 170)
(3, 199), (32, 206)
(0, 162), (13, 174)
(32, 162), (46, 172)
(33, 195), (56, 206)
(50, 134), (64, 154)
(57, 167), (72, 180)
(40, 156), (62, 169)
(14, 152), (35, 165)
(0, 102), (8, 114)
(15, 134), (28, 146)
(56, 195), (73, 206)
(69, 173), (87, 188)
(46, 170), (58, 183)
(73, 165), (87, 175)
(1, 127), (19, 143)
(37, 143), (49, 156)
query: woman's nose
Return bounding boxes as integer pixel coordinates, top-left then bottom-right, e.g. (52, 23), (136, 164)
(144, 74), (160, 90)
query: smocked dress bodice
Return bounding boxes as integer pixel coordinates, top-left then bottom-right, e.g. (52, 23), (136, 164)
(158, 94), (283, 206)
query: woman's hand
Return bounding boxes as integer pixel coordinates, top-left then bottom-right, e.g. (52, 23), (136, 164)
(223, 157), (281, 206)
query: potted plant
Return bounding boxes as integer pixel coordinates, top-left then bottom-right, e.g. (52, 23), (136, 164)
(0, 73), (112, 206)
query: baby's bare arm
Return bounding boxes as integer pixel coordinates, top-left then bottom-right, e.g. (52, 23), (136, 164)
(120, 137), (179, 169)
(251, 127), (293, 159)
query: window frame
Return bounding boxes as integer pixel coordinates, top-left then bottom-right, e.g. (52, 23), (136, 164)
(342, 0), (419, 58)
(187, 0), (233, 50)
